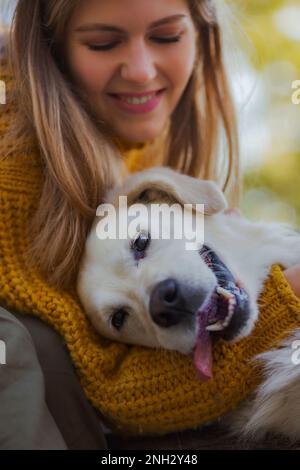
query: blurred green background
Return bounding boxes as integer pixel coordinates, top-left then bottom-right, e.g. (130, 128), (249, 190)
(233, 0), (300, 224)
(1, 0), (300, 225)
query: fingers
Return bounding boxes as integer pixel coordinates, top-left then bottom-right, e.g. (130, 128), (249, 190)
(224, 208), (241, 217)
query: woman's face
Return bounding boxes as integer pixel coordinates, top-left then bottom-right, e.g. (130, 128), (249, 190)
(65, 0), (198, 143)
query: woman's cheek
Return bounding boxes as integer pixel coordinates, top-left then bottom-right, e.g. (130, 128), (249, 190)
(171, 45), (196, 85)
(69, 51), (108, 94)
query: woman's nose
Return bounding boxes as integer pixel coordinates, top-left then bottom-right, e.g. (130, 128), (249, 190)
(120, 41), (157, 84)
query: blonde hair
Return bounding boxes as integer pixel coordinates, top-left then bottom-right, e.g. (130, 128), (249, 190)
(3, 0), (239, 289)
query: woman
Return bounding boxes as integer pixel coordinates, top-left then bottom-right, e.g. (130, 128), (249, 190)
(1, 0), (300, 449)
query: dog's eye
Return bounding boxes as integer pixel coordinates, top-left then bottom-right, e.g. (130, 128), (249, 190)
(111, 309), (128, 331)
(131, 231), (151, 252)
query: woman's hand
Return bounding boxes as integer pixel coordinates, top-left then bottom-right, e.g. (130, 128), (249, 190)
(283, 265), (300, 299)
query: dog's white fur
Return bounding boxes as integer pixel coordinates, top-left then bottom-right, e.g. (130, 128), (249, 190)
(77, 167), (300, 442)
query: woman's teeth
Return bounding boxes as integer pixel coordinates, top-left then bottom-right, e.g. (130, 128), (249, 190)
(119, 93), (156, 105)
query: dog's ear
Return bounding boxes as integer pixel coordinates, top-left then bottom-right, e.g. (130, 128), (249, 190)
(105, 167), (227, 215)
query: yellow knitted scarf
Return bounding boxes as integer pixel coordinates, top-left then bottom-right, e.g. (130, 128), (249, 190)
(1, 58), (300, 435)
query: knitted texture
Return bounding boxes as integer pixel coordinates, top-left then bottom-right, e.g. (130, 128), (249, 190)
(2, 57), (300, 435)
(114, 137), (151, 173)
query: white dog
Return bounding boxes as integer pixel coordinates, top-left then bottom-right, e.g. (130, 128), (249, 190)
(77, 167), (300, 442)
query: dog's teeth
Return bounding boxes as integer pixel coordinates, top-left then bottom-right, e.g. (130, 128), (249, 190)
(222, 309), (235, 327)
(206, 321), (225, 331)
(206, 300), (236, 332)
(216, 286), (234, 300)
(205, 287), (237, 332)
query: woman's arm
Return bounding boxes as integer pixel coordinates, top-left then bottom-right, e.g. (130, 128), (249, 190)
(0, 307), (67, 450)
(283, 265), (300, 299)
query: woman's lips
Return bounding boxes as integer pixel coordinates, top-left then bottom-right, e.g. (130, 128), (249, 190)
(110, 89), (165, 98)
(107, 89), (166, 114)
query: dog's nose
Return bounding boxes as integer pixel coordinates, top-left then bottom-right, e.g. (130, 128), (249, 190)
(149, 278), (191, 328)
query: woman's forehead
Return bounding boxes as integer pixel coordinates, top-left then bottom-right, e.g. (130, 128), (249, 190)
(67, 0), (193, 32)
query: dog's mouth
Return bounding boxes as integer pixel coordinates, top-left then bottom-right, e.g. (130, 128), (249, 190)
(194, 245), (250, 381)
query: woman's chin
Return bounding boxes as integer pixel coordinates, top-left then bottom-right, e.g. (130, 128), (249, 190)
(112, 122), (166, 144)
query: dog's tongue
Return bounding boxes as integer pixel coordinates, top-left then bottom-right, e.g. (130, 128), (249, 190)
(194, 291), (218, 380)
(194, 310), (213, 381)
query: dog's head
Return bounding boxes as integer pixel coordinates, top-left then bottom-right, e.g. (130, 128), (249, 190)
(77, 167), (252, 378)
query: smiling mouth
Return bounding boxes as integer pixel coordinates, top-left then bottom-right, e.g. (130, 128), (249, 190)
(108, 88), (166, 101)
(194, 245), (251, 381)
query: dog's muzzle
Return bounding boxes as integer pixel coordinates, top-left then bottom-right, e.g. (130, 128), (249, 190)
(148, 245), (250, 381)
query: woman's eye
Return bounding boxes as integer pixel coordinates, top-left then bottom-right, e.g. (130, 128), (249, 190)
(87, 35), (182, 52)
(88, 42), (119, 51)
(152, 35), (182, 44)
(111, 309), (128, 331)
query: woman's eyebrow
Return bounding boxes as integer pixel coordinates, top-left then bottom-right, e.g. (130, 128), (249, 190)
(74, 14), (187, 33)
